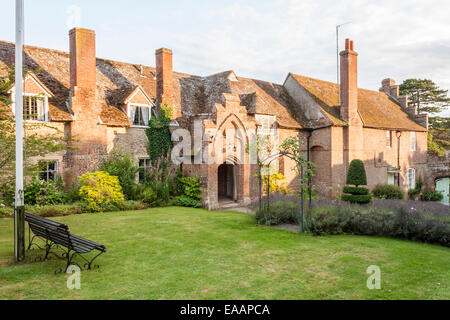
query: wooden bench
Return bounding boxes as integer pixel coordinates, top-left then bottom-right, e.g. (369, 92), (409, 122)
(25, 212), (106, 273)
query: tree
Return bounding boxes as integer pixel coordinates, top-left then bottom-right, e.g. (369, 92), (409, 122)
(342, 159), (372, 204)
(346, 159), (367, 187)
(428, 117), (449, 155)
(0, 66), (72, 184)
(399, 79), (450, 114)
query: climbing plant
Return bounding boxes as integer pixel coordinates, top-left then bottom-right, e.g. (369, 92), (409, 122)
(145, 103), (173, 164)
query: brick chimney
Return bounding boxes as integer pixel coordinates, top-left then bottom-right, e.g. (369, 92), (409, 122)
(340, 39), (359, 123)
(379, 78), (409, 108)
(70, 28), (96, 90)
(65, 28), (107, 183)
(156, 48), (179, 119)
(340, 39), (363, 164)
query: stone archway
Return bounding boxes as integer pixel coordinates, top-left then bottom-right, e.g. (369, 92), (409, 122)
(218, 163), (237, 202)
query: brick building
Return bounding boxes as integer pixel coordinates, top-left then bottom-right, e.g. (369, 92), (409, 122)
(0, 29), (438, 209)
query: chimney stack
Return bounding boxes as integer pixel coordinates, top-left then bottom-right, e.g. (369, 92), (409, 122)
(340, 39), (358, 123)
(340, 39), (363, 164)
(69, 28), (96, 90)
(66, 27), (107, 183)
(380, 78), (400, 97)
(156, 48), (179, 119)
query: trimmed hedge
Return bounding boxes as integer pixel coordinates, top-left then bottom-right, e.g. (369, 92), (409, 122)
(342, 159), (372, 204)
(341, 194), (372, 204)
(343, 186), (370, 195)
(346, 160), (367, 186)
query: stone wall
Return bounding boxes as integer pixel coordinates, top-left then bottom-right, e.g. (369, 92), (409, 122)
(424, 151), (450, 188)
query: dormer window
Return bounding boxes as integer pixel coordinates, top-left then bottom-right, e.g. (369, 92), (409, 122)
(23, 95), (46, 121)
(123, 86), (154, 128)
(9, 74), (52, 122)
(129, 104), (151, 127)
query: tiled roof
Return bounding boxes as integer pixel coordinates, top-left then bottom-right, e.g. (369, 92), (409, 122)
(1, 40), (423, 132)
(290, 74), (427, 131)
(1, 41), (302, 129)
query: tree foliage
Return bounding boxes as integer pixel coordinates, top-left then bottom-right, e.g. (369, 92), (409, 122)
(0, 66), (73, 183)
(399, 78), (450, 114)
(428, 117), (449, 155)
(146, 103), (173, 163)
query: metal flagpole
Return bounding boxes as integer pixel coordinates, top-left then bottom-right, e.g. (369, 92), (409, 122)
(336, 22), (351, 105)
(14, 0), (25, 262)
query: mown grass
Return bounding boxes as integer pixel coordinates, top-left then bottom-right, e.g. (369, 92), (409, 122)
(0, 207), (448, 300)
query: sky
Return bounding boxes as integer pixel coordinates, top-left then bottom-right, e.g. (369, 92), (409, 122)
(1, 0), (449, 116)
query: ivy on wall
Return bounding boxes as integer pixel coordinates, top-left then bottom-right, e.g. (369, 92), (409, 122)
(145, 104), (173, 163)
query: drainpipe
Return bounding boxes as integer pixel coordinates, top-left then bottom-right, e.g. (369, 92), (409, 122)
(306, 130), (313, 208)
(396, 131), (402, 187)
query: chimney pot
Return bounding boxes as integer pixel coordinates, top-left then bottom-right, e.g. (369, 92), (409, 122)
(345, 38), (350, 50)
(340, 39), (359, 123)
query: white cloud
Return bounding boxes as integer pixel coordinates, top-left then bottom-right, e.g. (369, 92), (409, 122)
(162, 0), (450, 115)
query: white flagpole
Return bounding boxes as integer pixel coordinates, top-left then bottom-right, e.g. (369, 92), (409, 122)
(14, 0), (25, 262)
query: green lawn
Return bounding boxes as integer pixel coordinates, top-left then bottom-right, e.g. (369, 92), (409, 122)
(0, 207), (449, 300)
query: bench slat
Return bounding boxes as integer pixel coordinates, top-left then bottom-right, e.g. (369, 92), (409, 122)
(25, 212), (106, 256)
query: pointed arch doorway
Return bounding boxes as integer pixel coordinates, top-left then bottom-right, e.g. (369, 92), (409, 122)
(218, 162), (237, 203)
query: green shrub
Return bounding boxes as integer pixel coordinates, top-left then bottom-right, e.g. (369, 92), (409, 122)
(171, 195), (202, 208)
(346, 160), (367, 186)
(408, 176), (424, 200)
(0, 182), (15, 206)
(255, 201), (299, 226)
(343, 186), (370, 195)
(26, 177), (68, 206)
(421, 189), (444, 202)
(78, 171), (125, 212)
(0, 205), (14, 216)
(178, 176), (202, 200)
(141, 187), (157, 205)
(23, 200), (149, 217)
(99, 150), (138, 200)
(341, 194), (372, 204)
(372, 184), (405, 200)
(342, 159), (372, 204)
(26, 203), (83, 217)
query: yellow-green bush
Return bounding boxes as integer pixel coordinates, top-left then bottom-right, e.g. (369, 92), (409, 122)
(79, 171), (125, 212)
(262, 173), (290, 194)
